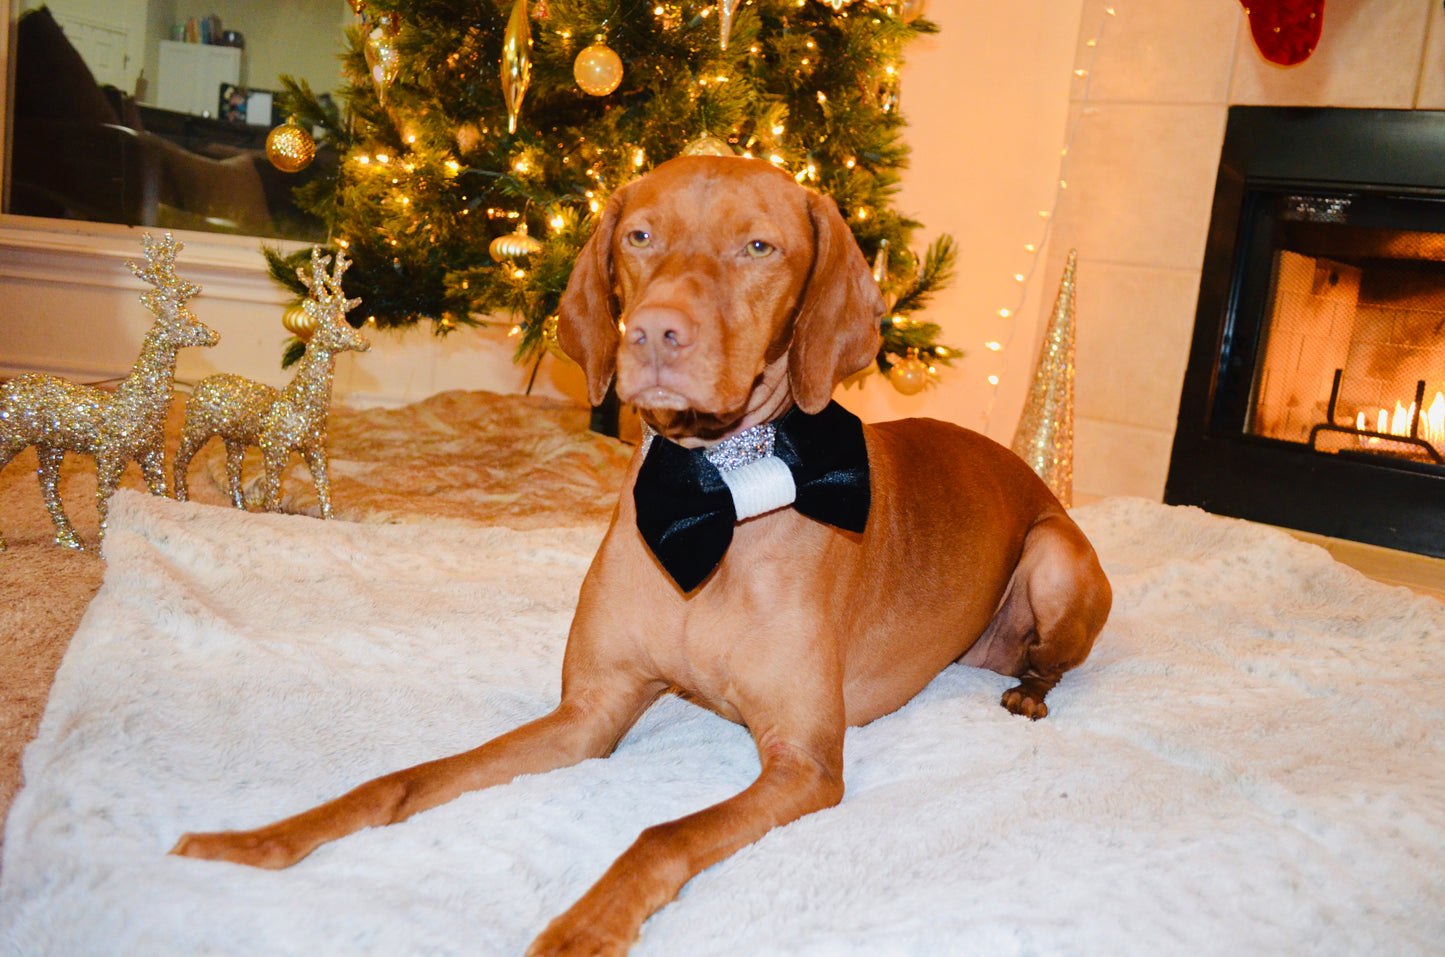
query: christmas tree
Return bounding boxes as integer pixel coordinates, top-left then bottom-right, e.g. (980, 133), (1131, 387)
(270, 0), (957, 409)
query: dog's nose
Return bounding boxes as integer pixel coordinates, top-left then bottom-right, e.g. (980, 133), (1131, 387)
(624, 306), (693, 359)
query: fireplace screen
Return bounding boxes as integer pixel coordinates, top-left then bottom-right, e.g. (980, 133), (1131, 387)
(1249, 196), (1445, 470)
(1167, 107), (1445, 559)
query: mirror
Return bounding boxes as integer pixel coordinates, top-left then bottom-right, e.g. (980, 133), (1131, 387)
(8, 0), (351, 241)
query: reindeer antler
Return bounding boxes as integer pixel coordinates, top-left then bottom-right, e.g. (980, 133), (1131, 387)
(127, 233), (202, 316)
(297, 247), (362, 325)
(324, 250), (363, 320)
(296, 246), (330, 302)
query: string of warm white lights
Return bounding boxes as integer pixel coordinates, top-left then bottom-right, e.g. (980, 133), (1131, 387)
(979, 4), (1115, 434)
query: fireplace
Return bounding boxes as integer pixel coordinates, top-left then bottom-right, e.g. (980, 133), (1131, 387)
(1166, 107), (1445, 559)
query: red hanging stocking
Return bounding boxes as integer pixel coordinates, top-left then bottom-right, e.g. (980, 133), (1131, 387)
(1240, 0), (1325, 66)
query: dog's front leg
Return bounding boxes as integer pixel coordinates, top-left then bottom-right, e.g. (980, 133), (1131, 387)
(171, 681), (658, 870)
(527, 724), (845, 957)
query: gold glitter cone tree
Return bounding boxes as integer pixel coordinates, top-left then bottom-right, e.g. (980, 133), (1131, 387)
(1011, 249), (1078, 508)
(267, 0), (957, 414)
(0, 233), (219, 551)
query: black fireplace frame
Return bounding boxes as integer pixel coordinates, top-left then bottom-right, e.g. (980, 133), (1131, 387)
(1165, 106), (1445, 559)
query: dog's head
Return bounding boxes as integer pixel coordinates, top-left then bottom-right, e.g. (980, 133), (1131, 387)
(557, 155), (885, 441)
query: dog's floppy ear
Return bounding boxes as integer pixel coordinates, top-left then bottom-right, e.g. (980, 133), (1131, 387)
(558, 185), (632, 407)
(788, 190), (886, 414)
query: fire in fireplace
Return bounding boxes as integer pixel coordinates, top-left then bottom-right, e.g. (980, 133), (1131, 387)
(1166, 107), (1445, 559)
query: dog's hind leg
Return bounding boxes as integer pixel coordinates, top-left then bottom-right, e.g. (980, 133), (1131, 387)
(965, 512), (1111, 720)
(1003, 512), (1111, 719)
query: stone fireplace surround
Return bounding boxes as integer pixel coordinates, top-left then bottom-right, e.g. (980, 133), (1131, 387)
(1165, 106), (1445, 559)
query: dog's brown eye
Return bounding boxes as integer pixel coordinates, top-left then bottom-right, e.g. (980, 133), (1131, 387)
(746, 239), (774, 258)
(625, 230), (651, 248)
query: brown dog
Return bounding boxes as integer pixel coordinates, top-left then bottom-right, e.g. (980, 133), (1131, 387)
(172, 156), (1112, 956)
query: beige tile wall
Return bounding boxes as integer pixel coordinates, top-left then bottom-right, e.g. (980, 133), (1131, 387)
(1054, 0), (1444, 501)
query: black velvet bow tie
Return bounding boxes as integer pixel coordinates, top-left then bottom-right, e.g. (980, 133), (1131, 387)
(633, 400), (871, 592)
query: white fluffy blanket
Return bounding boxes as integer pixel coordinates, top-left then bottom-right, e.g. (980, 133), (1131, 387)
(3, 490), (1443, 956)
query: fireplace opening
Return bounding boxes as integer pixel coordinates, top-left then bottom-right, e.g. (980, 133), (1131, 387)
(1167, 107), (1445, 559)
(1250, 204), (1445, 469)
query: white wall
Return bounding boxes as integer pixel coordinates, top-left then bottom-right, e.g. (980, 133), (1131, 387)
(830, 0), (1084, 448)
(1043, 0), (1445, 502)
(170, 0), (351, 93)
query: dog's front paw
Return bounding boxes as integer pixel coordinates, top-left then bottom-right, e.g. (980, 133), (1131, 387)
(170, 826), (305, 869)
(527, 887), (647, 957)
(526, 917), (634, 957)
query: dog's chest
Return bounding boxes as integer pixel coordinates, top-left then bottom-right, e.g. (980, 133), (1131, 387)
(636, 600), (748, 723)
(639, 528), (831, 724)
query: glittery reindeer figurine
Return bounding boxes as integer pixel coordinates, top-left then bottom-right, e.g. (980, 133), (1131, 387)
(174, 247), (369, 519)
(0, 232), (219, 551)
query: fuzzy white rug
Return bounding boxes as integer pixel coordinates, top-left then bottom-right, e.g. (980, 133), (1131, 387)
(2, 490), (1443, 956)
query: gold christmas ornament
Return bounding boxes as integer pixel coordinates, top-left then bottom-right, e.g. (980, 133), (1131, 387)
(364, 14), (401, 104)
(1011, 249), (1078, 508)
(501, 0), (532, 134)
(681, 133), (735, 157)
(718, 0), (743, 50)
(346, 0), (364, 13)
(489, 222), (543, 261)
(0, 233), (218, 551)
(265, 117), (316, 173)
(281, 300), (316, 341)
(174, 247), (370, 519)
(455, 121), (483, 155)
(872, 238), (890, 286)
(573, 39), (623, 96)
(888, 348), (929, 396)
(879, 74), (900, 113)
(893, 0), (925, 21)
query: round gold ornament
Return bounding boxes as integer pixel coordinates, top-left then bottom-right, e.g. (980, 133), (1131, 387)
(573, 40), (623, 96)
(266, 117), (316, 173)
(489, 222), (542, 261)
(888, 348), (929, 395)
(682, 133), (735, 157)
(501, 0), (532, 133)
(281, 300), (316, 341)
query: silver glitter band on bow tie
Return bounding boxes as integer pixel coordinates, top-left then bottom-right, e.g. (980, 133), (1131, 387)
(640, 421), (777, 473)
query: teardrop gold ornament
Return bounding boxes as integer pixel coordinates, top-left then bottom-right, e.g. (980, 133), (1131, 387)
(718, 0), (743, 50)
(364, 14), (401, 105)
(501, 0), (532, 134)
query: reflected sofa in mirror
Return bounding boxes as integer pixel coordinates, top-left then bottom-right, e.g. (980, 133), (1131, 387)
(8, 6), (330, 241)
